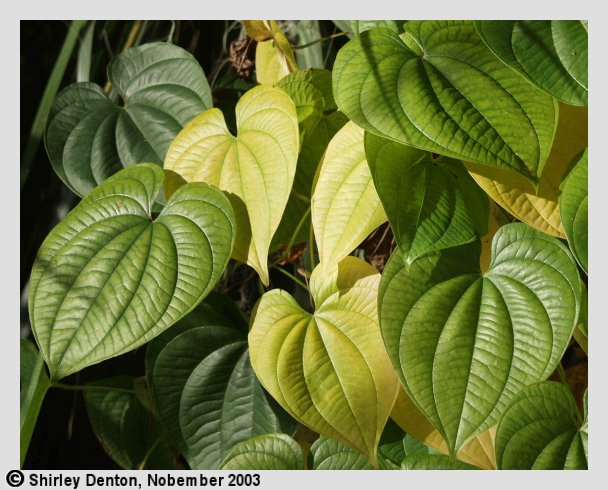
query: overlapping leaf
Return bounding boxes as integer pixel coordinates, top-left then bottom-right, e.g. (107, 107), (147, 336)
(475, 21), (588, 106)
(272, 70), (348, 248)
(219, 433), (305, 470)
(29, 164), (235, 380)
(84, 376), (175, 469)
(401, 454), (479, 470)
(390, 387), (497, 469)
(366, 133), (488, 264)
(249, 257), (399, 464)
(45, 42), (212, 196)
(20, 339), (50, 468)
(466, 104), (588, 238)
(245, 21), (297, 85)
(333, 21), (557, 184)
(311, 123), (387, 265)
(379, 223), (581, 456)
(164, 85), (299, 285)
(146, 296), (289, 469)
(311, 436), (374, 470)
(560, 148), (588, 273)
(495, 382), (587, 469)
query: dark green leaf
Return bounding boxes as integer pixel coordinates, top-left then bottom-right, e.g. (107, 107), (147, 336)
(333, 21), (557, 185)
(495, 382), (587, 469)
(366, 133), (488, 263)
(84, 376), (175, 469)
(45, 42), (212, 196)
(476, 21), (587, 106)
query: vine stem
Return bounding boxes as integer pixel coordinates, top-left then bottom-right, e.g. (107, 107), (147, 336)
(137, 435), (164, 470)
(272, 266), (309, 292)
(292, 32), (349, 50)
(103, 20), (144, 94)
(52, 383), (138, 395)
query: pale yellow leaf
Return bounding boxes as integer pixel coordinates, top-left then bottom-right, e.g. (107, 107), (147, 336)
(164, 85), (299, 285)
(311, 122), (387, 265)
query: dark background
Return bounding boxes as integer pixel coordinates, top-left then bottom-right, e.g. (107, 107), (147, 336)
(20, 19), (347, 469)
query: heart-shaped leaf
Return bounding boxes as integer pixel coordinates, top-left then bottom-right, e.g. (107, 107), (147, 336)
(164, 85), (299, 285)
(466, 103), (588, 238)
(84, 376), (176, 469)
(495, 382), (587, 469)
(272, 70), (348, 248)
(45, 42), (212, 196)
(219, 434), (305, 470)
(366, 133), (488, 264)
(475, 21), (588, 106)
(146, 296), (289, 469)
(249, 257), (399, 464)
(29, 164), (235, 380)
(20, 339), (50, 468)
(311, 436), (375, 470)
(390, 387), (497, 469)
(560, 148), (588, 273)
(312, 122), (387, 265)
(379, 223), (581, 455)
(333, 21), (557, 184)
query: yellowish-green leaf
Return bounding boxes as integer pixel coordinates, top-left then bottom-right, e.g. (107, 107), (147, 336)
(247, 20), (297, 85)
(249, 257), (399, 465)
(311, 122), (387, 265)
(391, 388), (497, 469)
(164, 85), (299, 285)
(466, 103), (587, 238)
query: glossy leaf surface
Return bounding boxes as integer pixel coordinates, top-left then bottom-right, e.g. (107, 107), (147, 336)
(366, 133), (488, 263)
(560, 148), (588, 273)
(146, 296), (286, 469)
(379, 223), (581, 455)
(312, 122), (387, 265)
(249, 257), (398, 464)
(164, 85), (299, 285)
(333, 21), (557, 184)
(219, 434), (305, 470)
(495, 382), (587, 469)
(29, 164), (235, 380)
(45, 42), (212, 196)
(476, 21), (588, 106)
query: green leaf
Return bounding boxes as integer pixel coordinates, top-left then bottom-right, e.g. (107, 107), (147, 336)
(146, 296), (287, 469)
(351, 20), (404, 35)
(84, 376), (175, 469)
(465, 103), (588, 238)
(249, 257), (399, 465)
(401, 454), (479, 470)
(475, 21), (588, 106)
(311, 436), (374, 470)
(45, 42), (213, 197)
(29, 164), (235, 380)
(312, 122), (387, 265)
(20, 339), (50, 468)
(219, 433), (305, 470)
(379, 223), (581, 456)
(560, 148), (588, 273)
(333, 21), (557, 184)
(377, 422), (440, 470)
(164, 85), (299, 285)
(22, 20), (87, 188)
(272, 70), (348, 248)
(495, 382), (587, 469)
(366, 133), (488, 263)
